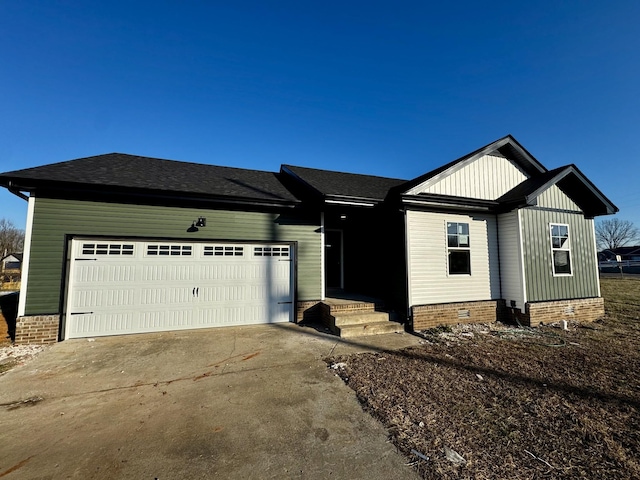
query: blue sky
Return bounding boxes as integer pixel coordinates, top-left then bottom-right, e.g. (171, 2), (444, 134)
(1, 1), (639, 231)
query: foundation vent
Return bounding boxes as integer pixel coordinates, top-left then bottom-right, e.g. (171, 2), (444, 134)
(564, 305), (575, 315)
(457, 309), (471, 319)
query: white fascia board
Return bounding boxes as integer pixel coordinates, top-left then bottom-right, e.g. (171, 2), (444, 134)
(325, 199), (376, 207)
(402, 198), (493, 211)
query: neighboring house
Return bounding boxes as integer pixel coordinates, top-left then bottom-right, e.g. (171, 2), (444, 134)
(1, 253), (23, 272)
(0, 135), (617, 344)
(599, 246), (640, 262)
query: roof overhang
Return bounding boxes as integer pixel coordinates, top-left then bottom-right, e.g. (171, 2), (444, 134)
(396, 135), (548, 196)
(1, 177), (300, 210)
(498, 165), (618, 218)
(401, 193), (499, 213)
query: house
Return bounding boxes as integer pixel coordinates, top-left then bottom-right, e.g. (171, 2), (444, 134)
(1, 253), (22, 288)
(599, 246), (640, 262)
(0, 135), (618, 344)
(1, 253), (22, 273)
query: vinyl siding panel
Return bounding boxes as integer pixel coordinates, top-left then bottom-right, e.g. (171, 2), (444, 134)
(406, 210), (500, 306)
(24, 197), (322, 314)
(412, 155), (528, 200)
(497, 210), (526, 309)
(536, 185), (581, 211)
(521, 208), (599, 302)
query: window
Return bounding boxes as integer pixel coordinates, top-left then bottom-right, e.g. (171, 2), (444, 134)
(254, 246), (290, 257)
(447, 222), (471, 275)
(146, 244), (192, 256)
(550, 224), (572, 275)
(82, 243), (134, 255)
(204, 245), (244, 256)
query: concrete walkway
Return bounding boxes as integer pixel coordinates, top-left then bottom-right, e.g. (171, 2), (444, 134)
(0, 323), (422, 479)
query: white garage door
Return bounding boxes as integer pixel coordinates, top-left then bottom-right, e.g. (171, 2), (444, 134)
(65, 239), (294, 339)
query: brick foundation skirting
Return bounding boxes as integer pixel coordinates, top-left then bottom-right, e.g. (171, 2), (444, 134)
(296, 301), (323, 323)
(14, 315), (60, 344)
(525, 297), (604, 326)
(412, 300), (501, 331)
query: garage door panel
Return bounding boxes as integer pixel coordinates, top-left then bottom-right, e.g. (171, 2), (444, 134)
(69, 313), (135, 336)
(66, 239), (295, 338)
(140, 287), (195, 306)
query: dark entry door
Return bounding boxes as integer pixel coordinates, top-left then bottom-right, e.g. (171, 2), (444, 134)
(325, 230), (343, 289)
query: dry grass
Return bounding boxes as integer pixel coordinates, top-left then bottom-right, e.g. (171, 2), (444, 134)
(328, 278), (640, 479)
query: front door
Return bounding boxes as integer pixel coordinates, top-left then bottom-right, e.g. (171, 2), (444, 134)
(325, 230), (343, 290)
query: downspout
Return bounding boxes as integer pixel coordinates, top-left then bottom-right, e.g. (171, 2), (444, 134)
(8, 183), (29, 202)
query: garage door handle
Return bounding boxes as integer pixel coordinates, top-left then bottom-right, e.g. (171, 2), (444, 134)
(193, 287), (199, 297)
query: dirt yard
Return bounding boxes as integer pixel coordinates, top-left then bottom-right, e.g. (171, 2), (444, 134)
(328, 278), (640, 479)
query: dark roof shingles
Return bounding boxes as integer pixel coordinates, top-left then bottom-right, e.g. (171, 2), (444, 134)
(283, 165), (406, 201)
(0, 153), (298, 203)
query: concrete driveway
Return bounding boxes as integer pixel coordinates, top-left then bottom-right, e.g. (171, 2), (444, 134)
(0, 323), (422, 479)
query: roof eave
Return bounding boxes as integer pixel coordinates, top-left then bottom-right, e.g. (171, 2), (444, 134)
(402, 193), (499, 212)
(2, 178), (300, 209)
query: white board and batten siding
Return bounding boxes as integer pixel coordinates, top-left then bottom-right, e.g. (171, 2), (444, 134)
(407, 154), (529, 200)
(536, 184), (582, 211)
(406, 211), (500, 307)
(497, 210), (526, 310)
(65, 239), (294, 339)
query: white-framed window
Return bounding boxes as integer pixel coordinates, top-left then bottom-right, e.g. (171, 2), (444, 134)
(82, 243), (134, 256)
(254, 246), (290, 257)
(146, 244), (192, 256)
(550, 223), (572, 275)
(447, 222), (471, 275)
(204, 245), (244, 256)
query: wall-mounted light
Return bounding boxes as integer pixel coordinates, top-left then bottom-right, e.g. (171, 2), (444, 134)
(187, 217), (206, 233)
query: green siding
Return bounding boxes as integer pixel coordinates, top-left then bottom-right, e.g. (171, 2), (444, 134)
(520, 208), (599, 302)
(25, 197), (322, 314)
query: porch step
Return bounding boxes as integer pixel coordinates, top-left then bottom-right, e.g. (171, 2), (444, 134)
(336, 320), (405, 338)
(332, 311), (390, 326)
(324, 305), (405, 338)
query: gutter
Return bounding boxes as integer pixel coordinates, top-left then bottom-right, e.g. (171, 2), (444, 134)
(7, 181), (29, 201)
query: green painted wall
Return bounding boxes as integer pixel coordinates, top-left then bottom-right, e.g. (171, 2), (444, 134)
(25, 197), (322, 315)
(520, 208), (599, 302)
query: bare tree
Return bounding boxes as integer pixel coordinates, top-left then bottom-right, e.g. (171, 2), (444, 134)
(0, 218), (25, 257)
(596, 218), (640, 250)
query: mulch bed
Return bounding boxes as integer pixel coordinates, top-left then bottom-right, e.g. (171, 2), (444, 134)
(327, 279), (640, 479)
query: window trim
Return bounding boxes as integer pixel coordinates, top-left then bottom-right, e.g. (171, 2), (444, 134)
(446, 221), (471, 276)
(550, 223), (573, 277)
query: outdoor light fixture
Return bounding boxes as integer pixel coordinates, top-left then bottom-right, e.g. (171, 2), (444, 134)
(187, 217), (206, 233)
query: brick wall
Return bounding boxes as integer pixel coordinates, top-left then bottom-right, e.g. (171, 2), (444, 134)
(14, 315), (60, 344)
(296, 300), (323, 322)
(525, 297), (604, 326)
(412, 300), (501, 331)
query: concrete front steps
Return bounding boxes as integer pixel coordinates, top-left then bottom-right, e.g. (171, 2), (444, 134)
(322, 298), (404, 338)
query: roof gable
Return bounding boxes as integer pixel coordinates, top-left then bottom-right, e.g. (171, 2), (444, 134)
(394, 135), (547, 197)
(407, 152), (530, 200)
(497, 165), (618, 217)
(0, 153), (299, 205)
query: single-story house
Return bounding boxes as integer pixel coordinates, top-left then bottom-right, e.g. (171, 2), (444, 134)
(599, 246), (640, 262)
(0, 135), (618, 344)
(1, 253), (23, 272)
